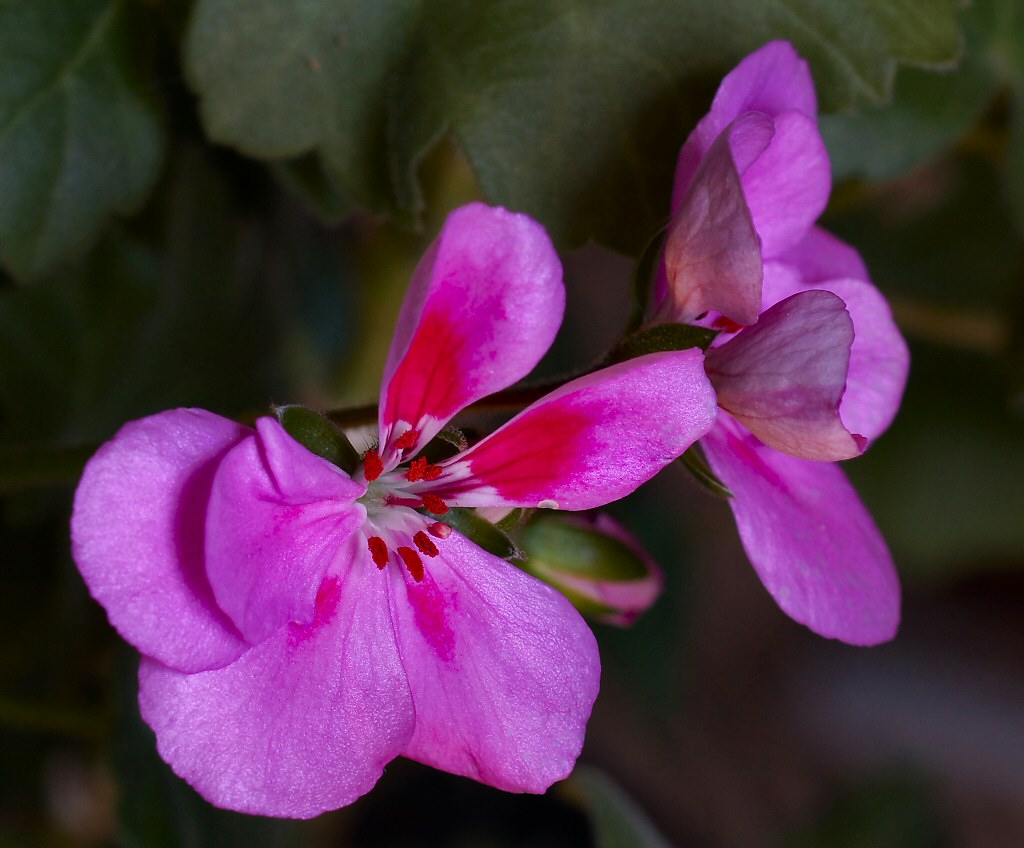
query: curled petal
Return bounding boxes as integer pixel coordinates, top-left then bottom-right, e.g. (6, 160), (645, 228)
(435, 350), (717, 510)
(205, 418), (366, 645)
(658, 113), (770, 327)
(139, 542), (415, 818)
(387, 532), (600, 792)
(706, 291), (865, 461)
(379, 203), (564, 461)
(703, 416), (900, 645)
(71, 409), (248, 673)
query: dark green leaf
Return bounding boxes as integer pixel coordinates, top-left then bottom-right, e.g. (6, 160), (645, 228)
(0, 0), (165, 280)
(679, 444), (733, 498)
(570, 765), (673, 848)
(609, 322), (719, 364)
(275, 405), (360, 471)
(185, 0), (962, 253)
(440, 508), (520, 561)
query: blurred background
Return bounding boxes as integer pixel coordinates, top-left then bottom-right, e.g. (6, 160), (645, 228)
(2, 0), (1023, 846)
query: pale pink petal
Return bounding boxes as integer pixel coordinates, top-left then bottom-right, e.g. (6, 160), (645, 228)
(386, 532), (599, 792)
(821, 279), (909, 442)
(139, 540), (415, 818)
(740, 110), (831, 258)
(656, 113), (770, 327)
(205, 418), (366, 645)
(433, 350), (717, 510)
(702, 415), (900, 645)
(779, 226), (870, 283)
(673, 40), (816, 207)
(378, 203), (564, 460)
(71, 409), (248, 673)
(706, 291), (866, 461)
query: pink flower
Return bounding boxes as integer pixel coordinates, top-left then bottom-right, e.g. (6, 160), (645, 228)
(71, 203), (717, 817)
(654, 42), (909, 645)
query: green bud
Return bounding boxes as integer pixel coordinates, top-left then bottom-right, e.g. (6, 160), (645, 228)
(274, 405), (361, 472)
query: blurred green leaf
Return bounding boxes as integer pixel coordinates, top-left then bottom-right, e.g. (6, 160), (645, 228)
(185, 0), (961, 253)
(0, 0), (165, 281)
(571, 765), (672, 848)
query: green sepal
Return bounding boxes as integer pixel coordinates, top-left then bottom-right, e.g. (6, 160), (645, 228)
(520, 518), (648, 582)
(274, 404), (361, 472)
(495, 507), (532, 534)
(679, 444), (733, 498)
(437, 508), (522, 561)
(419, 425), (470, 464)
(625, 226), (668, 333)
(609, 322), (720, 364)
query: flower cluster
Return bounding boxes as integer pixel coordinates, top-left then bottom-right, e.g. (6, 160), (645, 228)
(70, 41), (907, 818)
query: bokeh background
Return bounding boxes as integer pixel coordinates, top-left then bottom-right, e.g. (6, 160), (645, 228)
(2, 1), (1023, 846)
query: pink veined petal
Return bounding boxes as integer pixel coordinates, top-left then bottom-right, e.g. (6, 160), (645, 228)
(672, 40), (816, 208)
(705, 290), (866, 461)
(138, 540), (415, 818)
(702, 415), (900, 646)
(779, 226), (870, 284)
(386, 532), (600, 792)
(740, 110), (831, 258)
(71, 409), (248, 673)
(819, 278), (909, 443)
(433, 350), (717, 510)
(378, 203), (564, 461)
(205, 418), (366, 645)
(656, 112), (771, 327)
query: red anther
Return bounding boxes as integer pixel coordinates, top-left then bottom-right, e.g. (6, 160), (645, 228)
(397, 546), (425, 582)
(395, 429), (419, 450)
(414, 530), (439, 558)
(367, 536), (389, 569)
(428, 522), (452, 539)
(712, 315), (745, 333)
(363, 450), (383, 482)
(421, 493), (449, 515)
(406, 456), (428, 482)
(423, 463), (442, 481)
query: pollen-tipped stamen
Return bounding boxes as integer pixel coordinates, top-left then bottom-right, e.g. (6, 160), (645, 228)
(414, 531), (439, 558)
(397, 546), (425, 581)
(363, 450), (384, 482)
(428, 522), (452, 539)
(421, 493), (449, 515)
(367, 535), (389, 569)
(395, 429), (420, 451)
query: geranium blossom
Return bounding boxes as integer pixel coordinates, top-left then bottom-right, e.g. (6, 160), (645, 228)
(654, 42), (909, 645)
(72, 203), (717, 817)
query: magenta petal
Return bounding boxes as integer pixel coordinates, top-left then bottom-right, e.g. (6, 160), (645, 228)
(139, 541), (414, 818)
(824, 279), (909, 442)
(205, 418), (366, 645)
(659, 113), (770, 326)
(706, 291), (865, 461)
(71, 409), (248, 673)
(438, 350), (717, 510)
(388, 532), (599, 792)
(703, 416), (900, 645)
(378, 203), (564, 459)
(779, 226), (869, 284)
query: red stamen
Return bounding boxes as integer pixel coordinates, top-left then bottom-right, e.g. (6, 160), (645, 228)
(406, 456), (428, 482)
(367, 535), (389, 569)
(421, 493), (449, 515)
(712, 316), (745, 333)
(395, 429), (419, 450)
(397, 546), (425, 582)
(363, 449), (383, 482)
(428, 521), (452, 539)
(423, 463), (442, 481)
(414, 530), (439, 557)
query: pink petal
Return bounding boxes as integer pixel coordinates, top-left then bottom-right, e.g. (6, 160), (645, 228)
(740, 110), (831, 258)
(386, 532), (600, 792)
(779, 226), (869, 283)
(673, 40), (817, 209)
(138, 540), (415, 818)
(702, 415), (900, 646)
(378, 203), (564, 460)
(436, 350), (717, 510)
(205, 418), (366, 645)
(656, 113), (770, 327)
(706, 291), (866, 461)
(71, 409), (248, 673)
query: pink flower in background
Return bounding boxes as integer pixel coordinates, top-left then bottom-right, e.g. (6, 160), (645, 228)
(655, 41), (909, 645)
(72, 203), (717, 817)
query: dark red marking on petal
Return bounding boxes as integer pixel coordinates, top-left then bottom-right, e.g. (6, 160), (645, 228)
(368, 536), (389, 569)
(413, 530), (439, 557)
(423, 463), (442, 480)
(421, 493), (449, 515)
(406, 456), (427, 482)
(288, 575), (342, 646)
(395, 429), (420, 451)
(397, 546), (425, 582)
(428, 521), (452, 539)
(363, 450), (383, 482)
